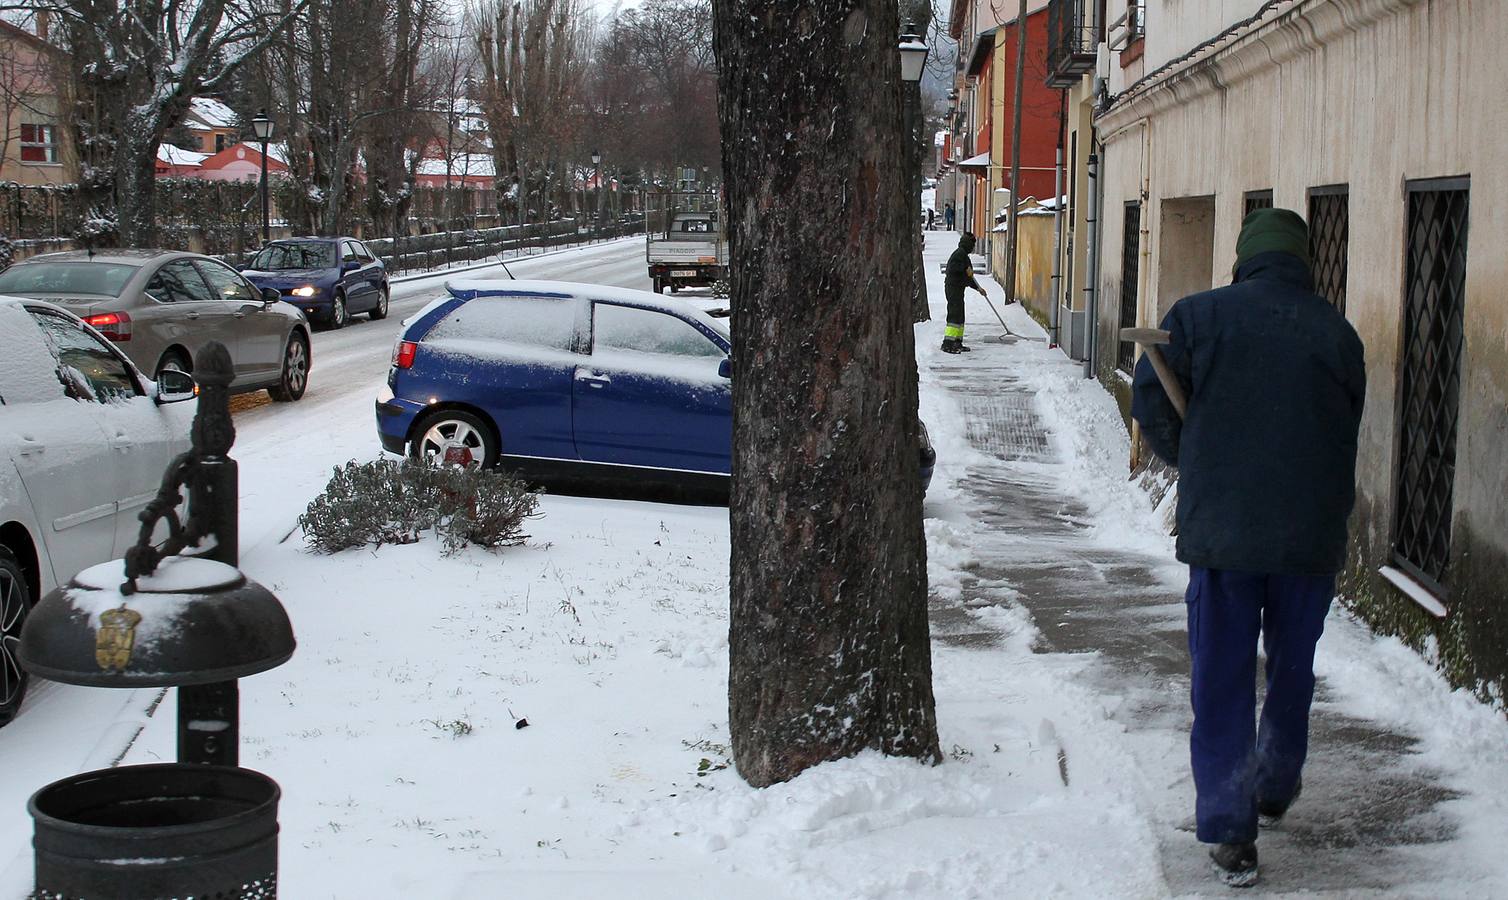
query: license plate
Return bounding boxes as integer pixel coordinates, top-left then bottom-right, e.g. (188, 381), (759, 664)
(671, 270), (698, 277)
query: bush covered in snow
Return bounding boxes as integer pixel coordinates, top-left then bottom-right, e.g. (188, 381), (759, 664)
(299, 458), (540, 555)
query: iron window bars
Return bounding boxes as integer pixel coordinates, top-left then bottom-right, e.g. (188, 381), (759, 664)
(1117, 202), (1141, 373)
(1392, 177), (1469, 597)
(1243, 190), (1273, 217)
(1308, 185), (1349, 313)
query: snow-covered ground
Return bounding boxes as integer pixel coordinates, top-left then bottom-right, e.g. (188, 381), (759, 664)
(2, 234), (1506, 898)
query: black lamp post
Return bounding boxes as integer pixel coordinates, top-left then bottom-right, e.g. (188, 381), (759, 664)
(250, 110), (274, 245)
(591, 149), (602, 231)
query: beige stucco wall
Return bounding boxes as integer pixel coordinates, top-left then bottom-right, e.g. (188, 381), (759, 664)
(1094, 0), (1508, 695)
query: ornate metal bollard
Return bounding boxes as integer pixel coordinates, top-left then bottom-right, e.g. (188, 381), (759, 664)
(18, 342), (295, 899)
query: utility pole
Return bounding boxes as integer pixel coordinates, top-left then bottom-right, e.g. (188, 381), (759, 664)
(1002, 0), (1029, 302)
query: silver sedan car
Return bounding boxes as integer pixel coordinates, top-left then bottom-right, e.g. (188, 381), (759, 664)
(0, 250), (312, 401)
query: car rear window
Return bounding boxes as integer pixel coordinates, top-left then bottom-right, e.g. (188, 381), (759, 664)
(427, 297), (575, 351)
(0, 262), (138, 297)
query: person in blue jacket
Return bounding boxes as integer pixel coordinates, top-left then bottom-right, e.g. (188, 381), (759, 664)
(1131, 208), (1366, 888)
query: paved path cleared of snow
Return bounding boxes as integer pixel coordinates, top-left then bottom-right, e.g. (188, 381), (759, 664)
(918, 231), (1508, 897)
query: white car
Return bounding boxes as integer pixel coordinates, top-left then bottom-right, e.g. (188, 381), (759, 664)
(0, 296), (195, 726)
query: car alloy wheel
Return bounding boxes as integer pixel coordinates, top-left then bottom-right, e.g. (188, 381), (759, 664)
(330, 295), (347, 330)
(0, 551), (30, 726)
(414, 411), (495, 469)
(155, 354), (190, 380)
(370, 287), (390, 321)
(269, 334), (309, 402)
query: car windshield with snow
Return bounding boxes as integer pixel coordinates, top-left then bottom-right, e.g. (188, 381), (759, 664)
(375, 280), (933, 495)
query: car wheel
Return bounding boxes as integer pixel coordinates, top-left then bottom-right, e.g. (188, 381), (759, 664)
(329, 294), (348, 330)
(0, 549), (31, 727)
(410, 410), (497, 469)
(154, 351), (191, 381)
(268, 332), (310, 402)
(369, 286), (390, 321)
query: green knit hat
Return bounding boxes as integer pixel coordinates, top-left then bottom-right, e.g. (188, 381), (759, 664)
(1235, 207), (1310, 270)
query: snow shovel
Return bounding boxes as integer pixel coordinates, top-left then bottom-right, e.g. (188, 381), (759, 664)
(1120, 327), (1187, 418)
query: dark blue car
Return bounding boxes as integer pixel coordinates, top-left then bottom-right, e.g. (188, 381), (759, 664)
(375, 280), (936, 493)
(242, 237), (389, 329)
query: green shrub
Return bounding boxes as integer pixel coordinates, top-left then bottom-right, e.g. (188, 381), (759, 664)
(299, 458), (540, 555)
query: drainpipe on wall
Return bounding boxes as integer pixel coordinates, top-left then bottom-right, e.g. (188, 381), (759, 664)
(1083, 146), (1100, 380)
(1049, 143), (1063, 349)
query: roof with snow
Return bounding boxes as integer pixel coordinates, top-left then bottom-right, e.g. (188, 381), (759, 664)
(187, 97), (238, 130)
(415, 154), (496, 178)
(157, 144), (210, 167)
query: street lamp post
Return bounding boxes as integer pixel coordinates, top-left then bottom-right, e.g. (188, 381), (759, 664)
(591, 148), (602, 234)
(899, 24), (930, 321)
(251, 110), (274, 246)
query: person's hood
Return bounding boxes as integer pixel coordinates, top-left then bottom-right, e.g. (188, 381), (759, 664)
(1234, 208), (1310, 271)
(958, 233), (976, 253)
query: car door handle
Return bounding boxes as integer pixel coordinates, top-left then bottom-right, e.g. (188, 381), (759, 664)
(186, 311), (200, 320)
(577, 372), (611, 388)
(109, 434), (133, 452)
(17, 436), (43, 456)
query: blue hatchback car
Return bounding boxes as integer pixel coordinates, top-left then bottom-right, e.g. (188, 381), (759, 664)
(242, 237), (389, 329)
(376, 280), (936, 492)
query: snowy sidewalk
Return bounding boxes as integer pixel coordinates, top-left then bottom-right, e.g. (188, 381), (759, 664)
(917, 231), (1508, 897)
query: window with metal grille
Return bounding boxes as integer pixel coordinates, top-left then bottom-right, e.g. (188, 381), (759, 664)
(1393, 178), (1469, 597)
(1243, 190), (1273, 217)
(1117, 202), (1141, 372)
(1308, 185), (1349, 313)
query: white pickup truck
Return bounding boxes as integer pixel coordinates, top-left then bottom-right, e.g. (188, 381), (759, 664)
(646, 211), (728, 294)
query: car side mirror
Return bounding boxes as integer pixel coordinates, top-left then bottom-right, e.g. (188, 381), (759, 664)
(718, 357), (731, 379)
(155, 369), (196, 404)
(342, 260), (361, 273)
(261, 287), (282, 305)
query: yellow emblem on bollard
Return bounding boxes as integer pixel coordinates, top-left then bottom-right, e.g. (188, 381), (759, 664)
(96, 606), (143, 672)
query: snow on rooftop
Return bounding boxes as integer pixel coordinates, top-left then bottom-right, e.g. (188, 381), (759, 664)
(415, 154), (496, 178)
(157, 144), (209, 167)
(188, 97), (238, 129)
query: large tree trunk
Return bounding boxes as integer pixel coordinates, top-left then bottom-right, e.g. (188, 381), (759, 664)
(713, 0), (942, 788)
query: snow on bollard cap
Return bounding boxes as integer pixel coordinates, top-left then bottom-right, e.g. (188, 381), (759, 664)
(17, 555), (295, 688)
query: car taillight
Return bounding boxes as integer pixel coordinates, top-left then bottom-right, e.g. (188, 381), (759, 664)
(84, 311), (132, 342)
(393, 340), (418, 369)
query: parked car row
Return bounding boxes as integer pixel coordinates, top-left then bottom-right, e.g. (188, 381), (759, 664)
(0, 297), (199, 725)
(375, 279), (936, 492)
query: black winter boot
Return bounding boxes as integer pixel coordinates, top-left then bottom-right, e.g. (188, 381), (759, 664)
(1209, 841), (1258, 888)
(941, 338), (962, 354)
(1258, 777), (1301, 829)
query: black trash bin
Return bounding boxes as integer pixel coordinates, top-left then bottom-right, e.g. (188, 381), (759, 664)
(29, 764), (280, 900)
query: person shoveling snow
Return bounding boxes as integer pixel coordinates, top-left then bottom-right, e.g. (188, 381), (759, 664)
(1130, 208), (1367, 888)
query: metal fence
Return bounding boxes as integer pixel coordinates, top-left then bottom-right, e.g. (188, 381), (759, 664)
(0, 180), (643, 276)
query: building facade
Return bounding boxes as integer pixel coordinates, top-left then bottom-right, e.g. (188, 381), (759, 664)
(1049, 0), (1506, 701)
(0, 19), (75, 186)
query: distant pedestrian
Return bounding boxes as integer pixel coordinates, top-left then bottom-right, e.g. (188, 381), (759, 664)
(1131, 208), (1366, 888)
(944, 203), (956, 231)
(941, 231), (986, 354)
(927, 207), (936, 230)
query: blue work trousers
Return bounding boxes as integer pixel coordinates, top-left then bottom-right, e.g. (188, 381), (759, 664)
(1185, 567), (1334, 844)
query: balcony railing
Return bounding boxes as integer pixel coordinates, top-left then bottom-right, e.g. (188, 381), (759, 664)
(1047, 0), (1099, 88)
